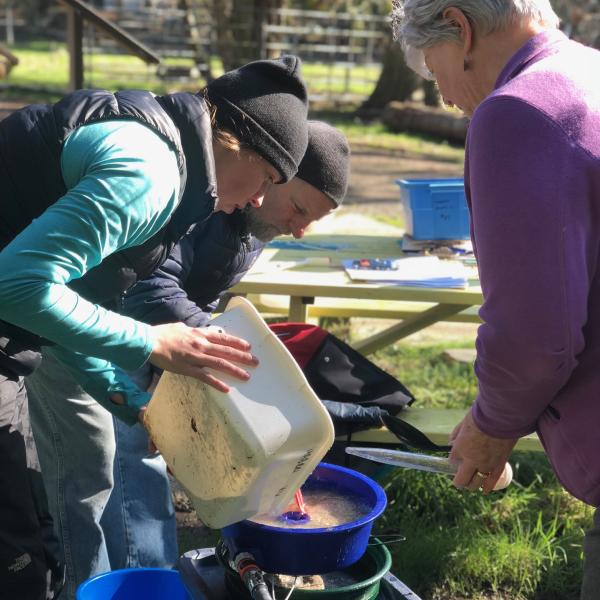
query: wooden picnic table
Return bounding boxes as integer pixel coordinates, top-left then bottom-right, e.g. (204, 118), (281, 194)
(231, 229), (543, 453)
(231, 232), (483, 355)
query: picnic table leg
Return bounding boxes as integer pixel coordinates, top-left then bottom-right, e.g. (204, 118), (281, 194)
(354, 303), (473, 355)
(288, 296), (312, 322)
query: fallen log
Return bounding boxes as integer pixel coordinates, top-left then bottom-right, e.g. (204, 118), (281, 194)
(382, 100), (468, 144)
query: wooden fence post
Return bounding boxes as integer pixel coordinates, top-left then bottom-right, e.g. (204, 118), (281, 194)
(66, 6), (84, 90)
(5, 1), (15, 45)
(60, 0), (160, 92)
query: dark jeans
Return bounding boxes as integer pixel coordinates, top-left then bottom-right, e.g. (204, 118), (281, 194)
(581, 506), (600, 600)
(0, 374), (46, 600)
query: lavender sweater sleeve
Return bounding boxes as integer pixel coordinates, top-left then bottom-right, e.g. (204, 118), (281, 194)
(467, 96), (590, 438)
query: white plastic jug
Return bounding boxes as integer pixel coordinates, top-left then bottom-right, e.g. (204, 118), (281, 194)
(144, 296), (335, 528)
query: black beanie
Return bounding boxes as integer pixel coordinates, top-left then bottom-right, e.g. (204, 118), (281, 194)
(296, 121), (350, 206)
(205, 55), (309, 183)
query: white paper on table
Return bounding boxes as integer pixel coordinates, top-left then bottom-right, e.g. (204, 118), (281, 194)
(342, 256), (470, 288)
(250, 256), (331, 275)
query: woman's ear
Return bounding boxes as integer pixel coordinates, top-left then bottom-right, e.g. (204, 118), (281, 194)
(442, 6), (474, 55)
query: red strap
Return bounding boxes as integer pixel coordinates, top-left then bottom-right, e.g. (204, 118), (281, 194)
(269, 322), (328, 369)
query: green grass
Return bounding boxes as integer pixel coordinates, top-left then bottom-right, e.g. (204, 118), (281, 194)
(302, 62), (381, 96)
(375, 453), (591, 599)
(1, 40), (204, 99)
(311, 108), (466, 162)
(373, 341), (478, 409)
(7, 40), (70, 88)
(318, 320), (593, 599)
(2, 40), (381, 100)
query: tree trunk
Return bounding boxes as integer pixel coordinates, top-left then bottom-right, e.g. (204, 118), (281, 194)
(422, 79), (440, 107)
(211, 0), (282, 71)
(382, 101), (468, 144)
(360, 41), (418, 112)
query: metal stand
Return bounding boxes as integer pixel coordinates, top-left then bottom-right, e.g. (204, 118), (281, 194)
(177, 548), (423, 600)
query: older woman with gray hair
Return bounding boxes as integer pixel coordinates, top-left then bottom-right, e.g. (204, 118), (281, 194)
(393, 0), (600, 596)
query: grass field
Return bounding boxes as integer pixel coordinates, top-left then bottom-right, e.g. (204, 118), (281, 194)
(2, 40), (594, 600)
(359, 332), (592, 600)
(316, 109), (466, 162)
(1, 40), (381, 101)
(309, 316), (592, 600)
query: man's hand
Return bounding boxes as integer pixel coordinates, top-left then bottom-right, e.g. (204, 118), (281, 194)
(148, 322), (259, 392)
(449, 408), (518, 494)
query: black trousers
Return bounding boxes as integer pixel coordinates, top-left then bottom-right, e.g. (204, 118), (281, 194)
(0, 374), (47, 600)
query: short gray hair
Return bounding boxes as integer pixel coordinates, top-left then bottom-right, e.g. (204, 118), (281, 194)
(392, 0), (560, 49)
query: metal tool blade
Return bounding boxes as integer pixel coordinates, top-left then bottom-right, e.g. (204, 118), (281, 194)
(345, 447), (458, 476)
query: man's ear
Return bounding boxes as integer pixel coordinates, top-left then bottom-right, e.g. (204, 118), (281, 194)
(442, 6), (474, 55)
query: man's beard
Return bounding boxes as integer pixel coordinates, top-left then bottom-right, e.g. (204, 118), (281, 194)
(243, 206), (283, 242)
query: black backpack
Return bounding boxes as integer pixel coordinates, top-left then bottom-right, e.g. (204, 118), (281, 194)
(269, 322), (450, 453)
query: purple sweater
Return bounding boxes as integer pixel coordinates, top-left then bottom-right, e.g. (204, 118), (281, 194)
(466, 30), (600, 506)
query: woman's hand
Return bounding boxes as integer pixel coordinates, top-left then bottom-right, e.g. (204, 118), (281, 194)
(449, 408), (517, 494)
(148, 322), (259, 392)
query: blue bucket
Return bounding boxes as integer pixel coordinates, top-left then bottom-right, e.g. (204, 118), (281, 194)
(221, 462), (387, 575)
(76, 568), (191, 600)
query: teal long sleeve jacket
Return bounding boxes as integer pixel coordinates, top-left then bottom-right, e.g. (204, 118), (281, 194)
(0, 119), (181, 421)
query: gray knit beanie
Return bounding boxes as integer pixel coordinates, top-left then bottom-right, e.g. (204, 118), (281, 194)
(296, 121), (350, 206)
(205, 55), (309, 183)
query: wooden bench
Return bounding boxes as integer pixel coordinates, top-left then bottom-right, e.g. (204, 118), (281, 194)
(336, 407), (544, 453)
(241, 286), (541, 453)
(248, 294), (482, 324)
(242, 298), (544, 451)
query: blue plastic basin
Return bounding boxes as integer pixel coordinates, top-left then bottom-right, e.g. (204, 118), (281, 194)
(221, 462), (387, 575)
(396, 177), (470, 240)
(76, 568), (191, 600)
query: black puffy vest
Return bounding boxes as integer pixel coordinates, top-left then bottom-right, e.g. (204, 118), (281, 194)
(0, 88), (217, 304)
(184, 212), (261, 306)
(118, 211), (266, 329)
(0, 89), (217, 373)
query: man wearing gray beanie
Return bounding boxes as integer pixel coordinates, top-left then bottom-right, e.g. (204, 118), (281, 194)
(124, 119), (350, 327)
(205, 55), (309, 183)
(296, 121), (349, 207)
(244, 120), (350, 242)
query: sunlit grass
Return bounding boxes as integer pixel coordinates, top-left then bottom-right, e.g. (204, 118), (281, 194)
(375, 449), (591, 599)
(2, 40), (203, 97)
(2, 40), (381, 99)
(324, 321), (592, 599)
(372, 341), (477, 409)
(315, 112), (466, 161)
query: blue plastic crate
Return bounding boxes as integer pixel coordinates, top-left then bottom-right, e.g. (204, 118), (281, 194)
(395, 178), (470, 240)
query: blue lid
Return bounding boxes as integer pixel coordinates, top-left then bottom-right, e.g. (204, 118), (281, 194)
(395, 177), (464, 188)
